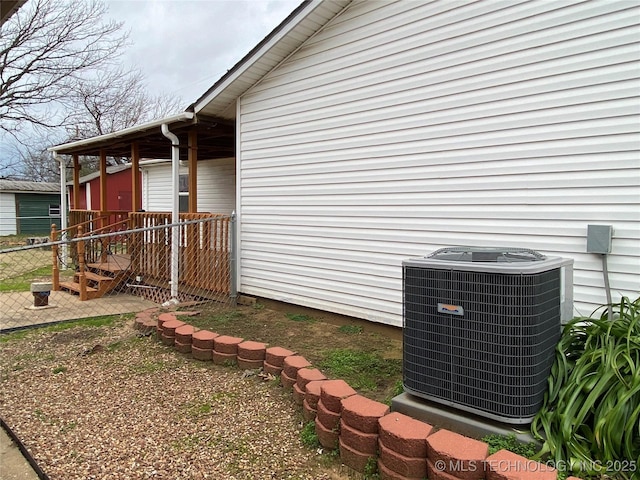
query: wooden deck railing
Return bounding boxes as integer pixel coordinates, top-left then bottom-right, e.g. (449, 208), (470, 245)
(63, 210), (132, 264)
(129, 212), (231, 294)
(51, 216), (104, 290)
(69, 210), (130, 231)
(86, 217), (132, 263)
(54, 211), (231, 299)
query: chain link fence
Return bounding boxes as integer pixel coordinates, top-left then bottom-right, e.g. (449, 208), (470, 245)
(0, 215), (61, 237)
(0, 214), (235, 332)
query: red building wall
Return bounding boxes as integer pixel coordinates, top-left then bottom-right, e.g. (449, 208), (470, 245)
(69, 168), (141, 212)
(70, 185), (88, 210)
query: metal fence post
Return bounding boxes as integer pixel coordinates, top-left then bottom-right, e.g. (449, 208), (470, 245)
(230, 211), (237, 306)
(51, 224), (60, 291)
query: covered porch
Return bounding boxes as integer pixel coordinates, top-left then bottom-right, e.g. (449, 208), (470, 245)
(51, 111), (235, 216)
(48, 112), (236, 303)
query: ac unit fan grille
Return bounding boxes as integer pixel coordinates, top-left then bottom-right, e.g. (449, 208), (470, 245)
(403, 266), (561, 423)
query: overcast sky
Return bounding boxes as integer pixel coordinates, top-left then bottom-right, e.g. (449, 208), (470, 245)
(0, 0), (301, 174)
(104, 0), (301, 107)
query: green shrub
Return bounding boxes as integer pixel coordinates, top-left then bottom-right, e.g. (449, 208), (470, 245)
(531, 297), (640, 479)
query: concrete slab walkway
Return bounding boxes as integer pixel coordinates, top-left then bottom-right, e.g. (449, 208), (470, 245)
(0, 427), (39, 480)
(0, 291), (156, 331)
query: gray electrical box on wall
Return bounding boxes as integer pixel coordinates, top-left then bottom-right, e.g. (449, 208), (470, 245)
(587, 225), (613, 254)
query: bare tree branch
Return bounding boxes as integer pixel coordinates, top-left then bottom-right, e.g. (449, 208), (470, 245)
(0, 0), (128, 134)
(1, 0), (185, 179)
(2, 134), (60, 182)
(64, 66), (183, 164)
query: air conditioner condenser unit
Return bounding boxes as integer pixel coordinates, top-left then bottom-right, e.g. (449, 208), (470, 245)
(402, 246), (573, 424)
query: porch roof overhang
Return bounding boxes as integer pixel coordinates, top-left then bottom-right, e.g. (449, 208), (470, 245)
(48, 111), (234, 160)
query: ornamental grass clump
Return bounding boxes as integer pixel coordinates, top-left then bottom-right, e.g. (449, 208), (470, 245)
(531, 296), (640, 479)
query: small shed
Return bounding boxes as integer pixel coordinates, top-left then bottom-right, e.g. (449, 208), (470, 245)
(67, 163), (140, 212)
(0, 180), (61, 235)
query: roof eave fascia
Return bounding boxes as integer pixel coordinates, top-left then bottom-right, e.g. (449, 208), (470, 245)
(139, 158), (173, 167)
(193, 0), (321, 114)
(48, 111), (195, 155)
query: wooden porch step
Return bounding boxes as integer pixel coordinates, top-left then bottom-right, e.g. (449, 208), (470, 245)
(86, 253), (131, 274)
(87, 262), (128, 274)
(59, 281), (99, 299)
(82, 271), (114, 283)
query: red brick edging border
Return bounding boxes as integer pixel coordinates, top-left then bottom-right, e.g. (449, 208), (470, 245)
(134, 308), (583, 480)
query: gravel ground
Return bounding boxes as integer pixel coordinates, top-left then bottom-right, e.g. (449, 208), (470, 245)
(0, 320), (346, 480)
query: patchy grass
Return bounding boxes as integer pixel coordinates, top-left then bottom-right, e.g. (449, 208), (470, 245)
(128, 359), (169, 375)
(213, 310), (245, 326)
(1, 314), (130, 343)
(318, 349), (402, 392)
(363, 456), (379, 479)
(483, 433), (538, 458)
(0, 237), (75, 291)
(184, 401), (213, 418)
(338, 324), (363, 334)
(189, 303), (403, 404)
(0, 329), (31, 343)
(171, 433), (210, 451)
(45, 314), (128, 332)
(0, 264), (54, 292)
(300, 421), (320, 448)
(385, 378), (404, 405)
(285, 312), (315, 323)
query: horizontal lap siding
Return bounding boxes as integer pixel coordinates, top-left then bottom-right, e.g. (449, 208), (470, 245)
(142, 163), (173, 212)
(0, 192), (17, 235)
(238, 0), (640, 326)
(142, 159), (236, 214)
(197, 158), (237, 215)
(15, 194), (61, 234)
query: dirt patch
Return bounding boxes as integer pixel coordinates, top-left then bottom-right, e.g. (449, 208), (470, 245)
(1, 321), (356, 479)
(0, 234), (31, 250)
(0, 302), (405, 479)
(186, 297), (404, 404)
(47, 329), (104, 345)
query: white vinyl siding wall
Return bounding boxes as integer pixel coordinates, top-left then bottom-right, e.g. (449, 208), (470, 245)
(197, 158), (237, 215)
(238, 0), (640, 326)
(142, 162), (173, 212)
(0, 192), (17, 235)
(141, 158), (236, 214)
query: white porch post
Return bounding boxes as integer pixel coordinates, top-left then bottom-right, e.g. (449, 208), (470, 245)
(54, 153), (68, 270)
